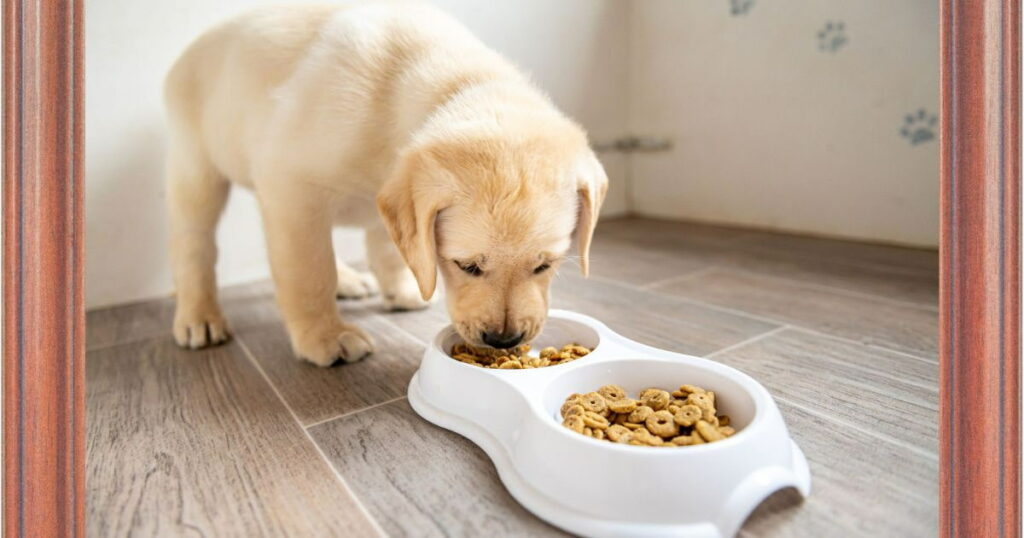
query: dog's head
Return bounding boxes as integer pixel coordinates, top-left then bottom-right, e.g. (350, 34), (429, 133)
(377, 131), (607, 349)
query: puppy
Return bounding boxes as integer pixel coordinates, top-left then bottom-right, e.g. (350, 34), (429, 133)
(164, 3), (608, 366)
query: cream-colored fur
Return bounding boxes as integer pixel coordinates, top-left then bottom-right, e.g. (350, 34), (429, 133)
(165, 3), (607, 366)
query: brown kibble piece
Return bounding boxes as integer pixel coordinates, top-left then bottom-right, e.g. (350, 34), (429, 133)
(674, 404), (702, 427)
(582, 411), (610, 430)
(633, 429), (665, 446)
(562, 404), (585, 418)
(606, 424), (630, 442)
(628, 405), (654, 423)
(671, 434), (700, 446)
(640, 389), (671, 411)
(720, 426), (736, 437)
(678, 384), (706, 396)
(695, 420), (726, 442)
(686, 392), (714, 411)
(563, 415), (585, 433)
(499, 360), (523, 369)
(581, 392), (608, 413)
(608, 397), (638, 414)
(718, 415), (731, 427)
(646, 410), (680, 438)
(598, 384), (627, 401)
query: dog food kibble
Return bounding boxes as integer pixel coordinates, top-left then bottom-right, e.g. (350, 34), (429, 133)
(449, 342), (592, 369)
(560, 383), (736, 447)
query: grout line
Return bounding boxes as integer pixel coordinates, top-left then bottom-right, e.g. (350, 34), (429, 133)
(85, 331), (173, 353)
(586, 273), (938, 364)
(722, 267), (940, 313)
(639, 265), (721, 290)
(304, 395), (408, 430)
(234, 336), (389, 538)
(705, 326), (790, 358)
(374, 314), (430, 347)
(783, 325), (938, 366)
(774, 394), (939, 462)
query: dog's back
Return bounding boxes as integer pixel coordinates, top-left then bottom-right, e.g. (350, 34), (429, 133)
(164, 3), (522, 189)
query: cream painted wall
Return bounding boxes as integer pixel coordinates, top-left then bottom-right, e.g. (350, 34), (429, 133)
(85, 0), (629, 308)
(627, 0), (939, 247)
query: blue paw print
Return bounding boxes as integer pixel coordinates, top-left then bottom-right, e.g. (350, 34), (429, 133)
(817, 21), (848, 53)
(730, 0), (754, 16)
(900, 109), (938, 145)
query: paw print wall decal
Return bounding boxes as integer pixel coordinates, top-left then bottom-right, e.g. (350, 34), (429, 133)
(900, 109), (938, 145)
(817, 21), (848, 52)
(730, 0), (754, 16)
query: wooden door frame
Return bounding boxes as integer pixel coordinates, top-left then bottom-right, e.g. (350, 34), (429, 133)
(4, 1), (84, 536)
(941, 0), (1021, 536)
(2, 1), (1019, 536)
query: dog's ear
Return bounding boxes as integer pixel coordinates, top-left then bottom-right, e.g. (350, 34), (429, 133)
(574, 150), (609, 277)
(377, 149), (451, 301)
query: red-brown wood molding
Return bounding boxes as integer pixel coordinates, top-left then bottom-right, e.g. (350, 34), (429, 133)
(941, 0), (1021, 536)
(4, 1), (85, 536)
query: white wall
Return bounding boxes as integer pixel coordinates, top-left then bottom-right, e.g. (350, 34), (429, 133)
(627, 0), (939, 247)
(85, 0), (630, 308)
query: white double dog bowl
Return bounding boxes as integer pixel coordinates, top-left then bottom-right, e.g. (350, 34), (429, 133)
(407, 310), (810, 537)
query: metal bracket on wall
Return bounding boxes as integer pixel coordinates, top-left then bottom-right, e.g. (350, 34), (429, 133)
(592, 136), (672, 153)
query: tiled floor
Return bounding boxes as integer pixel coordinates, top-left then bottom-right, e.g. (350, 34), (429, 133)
(86, 217), (939, 537)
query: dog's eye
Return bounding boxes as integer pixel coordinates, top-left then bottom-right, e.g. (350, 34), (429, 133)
(533, 263), (551, 274)
(456, 261), (483, 276)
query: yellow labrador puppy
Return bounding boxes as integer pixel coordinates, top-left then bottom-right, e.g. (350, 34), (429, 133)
(165, 3), (607, 366)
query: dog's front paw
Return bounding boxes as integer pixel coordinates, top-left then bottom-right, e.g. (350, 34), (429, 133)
(336, 268), (379, 299)
(173, 303), (230, 349)
(291, 321), (375, 367)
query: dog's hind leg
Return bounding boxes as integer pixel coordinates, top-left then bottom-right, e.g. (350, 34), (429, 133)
(336, 260), (378, 299)
(166, 134), (231, 349)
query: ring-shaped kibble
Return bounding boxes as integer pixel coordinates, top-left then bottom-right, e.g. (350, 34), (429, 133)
(606, 424), (630, 442)
(608, 397), (638, 414)
(633, 429), (664, 446)
(581, 392), (608, 413)
(686, 392), (714, 411)
(598, 384), (627, 401)
(581, 411), (610, 430)
(674, 404), (702, 427)
(695, 419), (726, 442)
(539, 347), (559, 359)
(562, 415), (585, 434)
(640, 389), (671, 411)
(678, 384), (706, 396)
(645, 410), (680, 438)
(627, 405), (654, 423)
(562, 404), (585, 419)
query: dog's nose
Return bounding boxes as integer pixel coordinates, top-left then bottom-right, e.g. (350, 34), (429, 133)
(481, 331), (524, 349)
